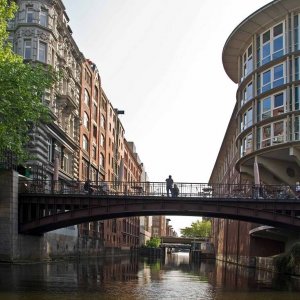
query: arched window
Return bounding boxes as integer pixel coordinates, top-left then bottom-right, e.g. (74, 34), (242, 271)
(84, 89), (90, 106)
(83, 112), (89, 129)
(94, 86), (99, 102)
(83, 135), (89, 151)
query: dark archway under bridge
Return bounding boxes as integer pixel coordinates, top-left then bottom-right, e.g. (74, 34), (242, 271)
(19, 193), (300, 235)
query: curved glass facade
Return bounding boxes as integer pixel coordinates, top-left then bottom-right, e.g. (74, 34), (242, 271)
(227, 6), (300, 171)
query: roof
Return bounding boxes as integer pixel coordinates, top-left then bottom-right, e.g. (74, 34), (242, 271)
(222, 0), (300, 83)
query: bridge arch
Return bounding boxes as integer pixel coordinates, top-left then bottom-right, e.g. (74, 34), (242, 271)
(19, 194), (300, 235)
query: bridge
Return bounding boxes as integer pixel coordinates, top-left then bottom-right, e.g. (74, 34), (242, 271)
(18, 180), (300, 235)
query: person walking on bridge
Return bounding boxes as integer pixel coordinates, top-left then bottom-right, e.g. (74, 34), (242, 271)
(166, 175), (174, 197)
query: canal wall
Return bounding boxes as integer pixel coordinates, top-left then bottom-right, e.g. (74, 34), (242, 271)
(0, 170), (47, 262)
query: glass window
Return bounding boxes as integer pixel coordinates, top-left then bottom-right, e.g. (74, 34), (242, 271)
(258, 22), (285, 66)
(259, 92), (285, 120)
(100, 134), (105, 147)
(83, 135), (89, 151)
(295, 15), (300, 50)
(262, 70), (271, 93)
(273, 93), (284, 116)
(273, 64), (284, 87)
(24, 39), (32, 59)
(40, 9), (48, 27)
(296, 57), (300, 81)
(93, 103), (97, 120)
(47, 138), (52, 162)
(38, 41), (46, 62)
(83, 112), (89, 128)
(100, 153), (105, 167)
(242, 45), (253, 78)
(295, 86), (300, 110)
(100, 114), (105, 128)
(26, 7), (34, 23)
(259, 63), (285, 94)
(262, 125), (271, 147)
(84, 89), (90, 106)
(92, 145), (97, 160)
(273, 121), (284, 143)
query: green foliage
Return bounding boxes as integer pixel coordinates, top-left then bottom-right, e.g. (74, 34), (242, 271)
(0, 0), (58, 160)
(145, 237), (161, 248)
(180, 220), (211, 238)
(274, 242), (300, 275)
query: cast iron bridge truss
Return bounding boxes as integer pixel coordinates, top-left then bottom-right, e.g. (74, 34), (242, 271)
(18, 180), (300, 235)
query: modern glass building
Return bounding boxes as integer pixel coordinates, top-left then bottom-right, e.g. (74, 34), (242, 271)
(210, 0), (300, 265)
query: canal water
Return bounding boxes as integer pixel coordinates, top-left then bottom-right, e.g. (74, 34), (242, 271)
(0, 253), (300, 300)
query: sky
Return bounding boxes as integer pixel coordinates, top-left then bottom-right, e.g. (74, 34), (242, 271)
(63, 0), (271, 234)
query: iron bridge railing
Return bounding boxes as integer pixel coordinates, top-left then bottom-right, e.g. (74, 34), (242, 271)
(18, 180), (300, 200)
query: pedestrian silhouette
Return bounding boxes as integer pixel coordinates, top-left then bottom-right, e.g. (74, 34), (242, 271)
(172, 184), (179, 197)
(166, 175), (174, 197)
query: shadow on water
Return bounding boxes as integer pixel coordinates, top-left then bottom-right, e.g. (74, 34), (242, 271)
(0, 254), (299, 299)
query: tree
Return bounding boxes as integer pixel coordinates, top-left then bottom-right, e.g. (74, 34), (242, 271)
(0, 0), (58, 161)
(180, 220), (211, 238)
(145, 237), (161, 248)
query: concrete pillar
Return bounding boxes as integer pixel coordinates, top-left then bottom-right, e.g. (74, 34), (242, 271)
(0, 170), (48, 262)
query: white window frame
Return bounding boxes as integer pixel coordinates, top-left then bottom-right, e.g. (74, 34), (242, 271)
(242, 45), (253, 78)
(259, 63), (285, 94)
(26, 7), (34, 23)
(38, 41), (47, 62)
(259, 21), (285, 66)
(259, 91), (285, 121)
(24, 39), (32, 59)
(259, 120), (286, 148)
(39, 9), (48, 27)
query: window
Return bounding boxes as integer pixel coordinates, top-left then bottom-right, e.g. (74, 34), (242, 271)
(93, 125), (97, 139)
(38, 41), (47, 62)
(241, 108), (253, 131)
(295, 86), (300, 110)
(294, 15), (300, 50)
(242, 45), (253, 78)
(63, 152), (71, 174)
(94, 86), (99, 101)
(47, 138), (52, 162)
(258, 22), (285, 66)
(93, 103), (97, 120)
(83, 112), (89, 129)
(85, 70), (91, 85)
(258, 63), (285, 94)
(100, 153), (105, 168)
(83, 135), (89, 151)
(82, 159), (89, 181)
(258, 92), (285, 121)
(92, 145), (97, 160)
(39, 9), (48, 27)
(259, 121), (285, 149)
(100, 114), (105, 128)
(24, 39), (32, 59)
(100, 134), (105, 147)
(295, 57), (300, 81)
(26, 7), (34, 23)
(242, 82), (253, 105)
(84, 89), (90, 106)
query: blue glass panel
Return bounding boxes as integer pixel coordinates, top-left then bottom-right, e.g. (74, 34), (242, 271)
(274, 64), (283, 80)
(263, 70), (271, 84)
(274, 36), (283, 52)
(274, 93), (283, 107)
(273, 78), (284, 88)
(262, 43), (270, 65)
(263, 97), (271, 111)
(262, 84), (271, 93)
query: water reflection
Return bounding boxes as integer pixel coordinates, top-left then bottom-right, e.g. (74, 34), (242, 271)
(0, 254), (299, 299)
